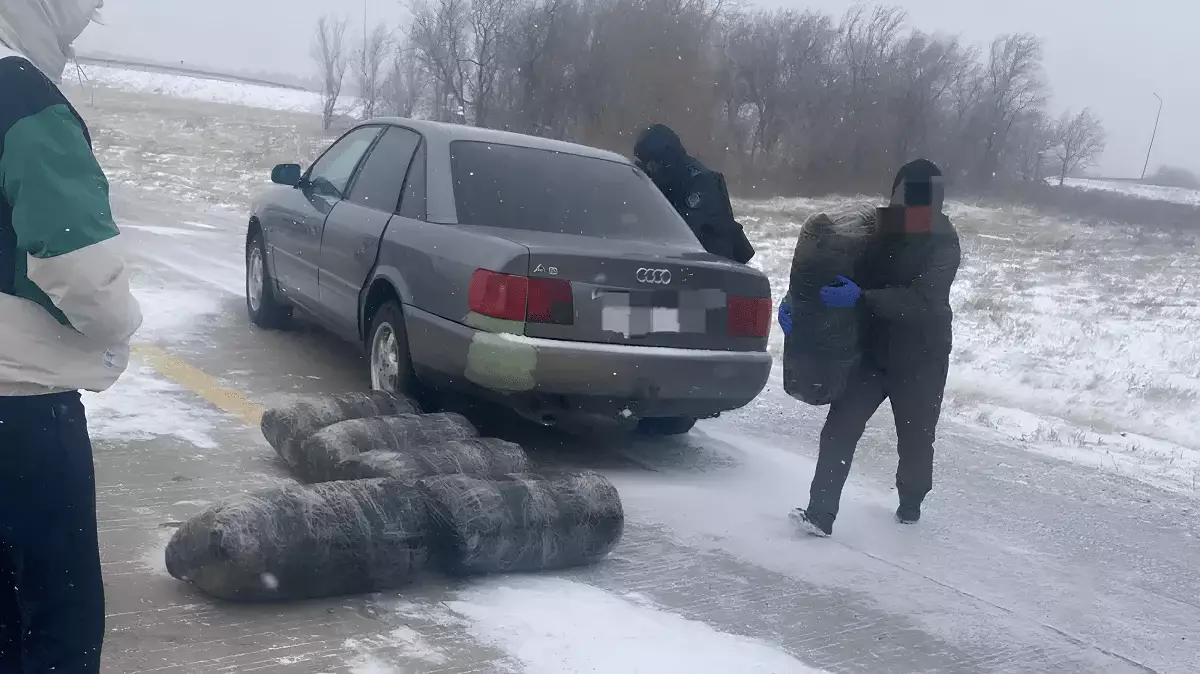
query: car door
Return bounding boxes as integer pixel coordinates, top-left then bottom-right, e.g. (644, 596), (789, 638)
(318, 126), (422, 341)
(268, 125), (381, 308)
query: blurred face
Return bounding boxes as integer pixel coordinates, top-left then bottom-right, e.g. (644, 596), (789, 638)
(636, 157), (664, 179)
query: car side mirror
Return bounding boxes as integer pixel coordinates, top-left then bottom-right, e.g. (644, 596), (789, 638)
(271, 163), (302, 187)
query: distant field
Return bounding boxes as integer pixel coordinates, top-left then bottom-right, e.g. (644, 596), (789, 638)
(1062, 177), (1200, 207)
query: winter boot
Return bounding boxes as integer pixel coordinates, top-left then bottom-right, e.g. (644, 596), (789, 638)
(790, 508), (834, 537)
(895, 496), (922, 524)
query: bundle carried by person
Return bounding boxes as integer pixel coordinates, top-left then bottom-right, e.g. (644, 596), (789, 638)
(782, 205), (876, 405)
(164, 479), (430, 602)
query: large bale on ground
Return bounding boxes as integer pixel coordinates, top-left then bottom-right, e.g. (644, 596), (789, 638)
(164, 479), (429, 602)
(783, 206), (875, 406)
(338, 438), (531, 483)
(294, 413), (480, 482)
(419, 471), (624, 576)
(260, 391), (417, 465)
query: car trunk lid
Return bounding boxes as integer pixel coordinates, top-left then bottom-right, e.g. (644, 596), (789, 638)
(497, 230), (771, 351)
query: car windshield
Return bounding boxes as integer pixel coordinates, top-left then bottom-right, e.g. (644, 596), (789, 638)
(449, 140), (700, 245)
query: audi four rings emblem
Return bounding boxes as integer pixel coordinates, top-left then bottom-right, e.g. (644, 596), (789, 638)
(636, 268), (672, 284)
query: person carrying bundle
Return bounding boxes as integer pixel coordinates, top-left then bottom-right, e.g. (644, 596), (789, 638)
(778, 159), (961, 537)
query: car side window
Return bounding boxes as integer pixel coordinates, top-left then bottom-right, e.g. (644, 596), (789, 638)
(397, 141), (427, 220)
(306, 126), (381, 200)
(346, 127), (421, 212)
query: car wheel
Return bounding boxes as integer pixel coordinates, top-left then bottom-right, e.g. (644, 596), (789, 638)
(246, 230), (292, 329)
(367, 300), (423, 401)
(635, 416), (698, 436)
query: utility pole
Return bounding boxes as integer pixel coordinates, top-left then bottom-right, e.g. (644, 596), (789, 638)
(1140, 93), (1162, 180)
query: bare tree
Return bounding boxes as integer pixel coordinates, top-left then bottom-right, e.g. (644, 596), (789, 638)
(977, 33), (1045, 183)
(1008, 110), (1055, 182)
(1053, 108), (1106, 186)
(312, 15), (350, 130)
(407, 0), (470, 122)
(376, 0), (1110, 195)
(383, 41), (428, 118)
(353, 22), (392, 120)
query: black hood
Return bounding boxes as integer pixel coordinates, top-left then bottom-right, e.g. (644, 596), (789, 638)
(634, 124), (687, 166)
(889, 158), (945, 214)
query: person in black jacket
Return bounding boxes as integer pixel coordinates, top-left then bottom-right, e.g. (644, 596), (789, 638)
(781, 158), (961, 537)
(633, 124), (755, 263)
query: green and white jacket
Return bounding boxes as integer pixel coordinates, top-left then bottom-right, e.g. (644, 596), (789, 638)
(0, 45), (142, 396)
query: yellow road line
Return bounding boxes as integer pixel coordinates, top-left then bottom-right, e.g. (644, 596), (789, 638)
(131, 344), (263, 427)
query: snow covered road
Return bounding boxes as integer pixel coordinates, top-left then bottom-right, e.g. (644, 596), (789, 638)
(83, 184), (1197, 674)
(61, 75), (1199, 673)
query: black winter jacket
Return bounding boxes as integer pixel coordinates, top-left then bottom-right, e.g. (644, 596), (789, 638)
(634, 124), (754, 263)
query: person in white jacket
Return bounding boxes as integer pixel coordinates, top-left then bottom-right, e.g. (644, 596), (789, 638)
(0, 2), (142, 671)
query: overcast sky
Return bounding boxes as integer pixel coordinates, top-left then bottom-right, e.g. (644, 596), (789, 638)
(76, 0), (1194, 176)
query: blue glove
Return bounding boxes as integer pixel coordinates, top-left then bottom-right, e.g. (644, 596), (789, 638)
(819, 275), (861, 308)
(778, 301), (792, 336)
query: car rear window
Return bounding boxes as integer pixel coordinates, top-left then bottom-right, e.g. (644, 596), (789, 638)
(449, 140), (700, 244)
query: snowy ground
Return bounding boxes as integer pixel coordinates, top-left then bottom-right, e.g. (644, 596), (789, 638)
(1061, 177), (1200, 207)
(53, 68), (1200, 673)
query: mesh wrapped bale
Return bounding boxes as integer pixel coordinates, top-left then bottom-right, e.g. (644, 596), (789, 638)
(294, 413), (480, 483)
(164, 479), (429, 602)
(260, 391), (418, 466)
(419, 471), (624, 576)
(338, 438), (531, 483)
(783, 206), (876, 406)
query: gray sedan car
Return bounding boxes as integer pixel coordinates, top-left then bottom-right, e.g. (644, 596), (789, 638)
(246, 119), (772, 434)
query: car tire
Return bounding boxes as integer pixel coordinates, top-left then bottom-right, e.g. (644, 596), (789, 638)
(367, 300), (425, 403)
(246, 230), (292, 329)
(635, 416), (698, 436)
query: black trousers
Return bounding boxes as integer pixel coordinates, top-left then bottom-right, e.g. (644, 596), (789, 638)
(0, 392), (105, 673)
(808, 358), (949, 521)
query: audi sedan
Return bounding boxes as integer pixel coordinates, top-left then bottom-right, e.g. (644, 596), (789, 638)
(246, 118), (773, 435)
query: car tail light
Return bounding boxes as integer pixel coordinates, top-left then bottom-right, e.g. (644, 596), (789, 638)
(468, 269), (574, 325)
(469, 269), (528, 321)
(527, 277), (574, 325)
(727, 296), (772, 337)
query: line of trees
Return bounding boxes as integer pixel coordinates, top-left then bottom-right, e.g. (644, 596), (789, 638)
(311, 1), (1108, 193)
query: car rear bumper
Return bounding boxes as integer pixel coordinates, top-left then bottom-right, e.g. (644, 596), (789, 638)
(404, 306), (771, 419)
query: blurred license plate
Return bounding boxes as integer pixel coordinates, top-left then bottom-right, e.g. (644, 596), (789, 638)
(601, 306), (680, 336)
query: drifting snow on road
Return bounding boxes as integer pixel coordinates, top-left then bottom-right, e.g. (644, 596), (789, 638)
(443, 578), (830, 674)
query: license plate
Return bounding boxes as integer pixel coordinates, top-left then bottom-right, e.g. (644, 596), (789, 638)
(601, 306), (681, 336)
(596, 289), (719, 336)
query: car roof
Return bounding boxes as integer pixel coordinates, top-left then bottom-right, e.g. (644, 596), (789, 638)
(365, 117), (631, 165)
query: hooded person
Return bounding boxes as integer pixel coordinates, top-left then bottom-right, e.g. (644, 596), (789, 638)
(633, 124), (755, 264)
(778, 158), (961, 537)
(1, 1), (141, 671)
